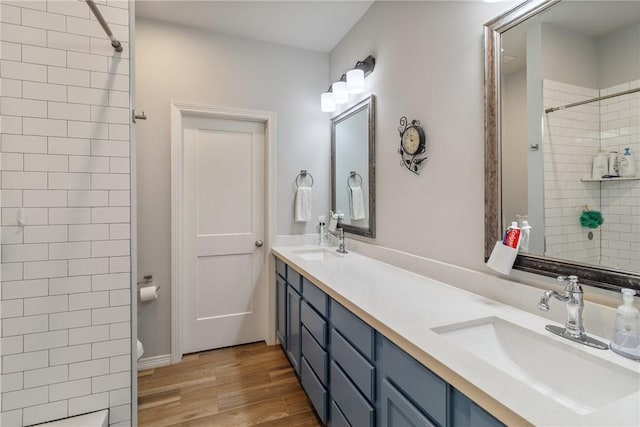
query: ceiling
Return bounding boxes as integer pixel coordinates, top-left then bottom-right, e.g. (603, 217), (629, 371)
(135, 0), (375, 53)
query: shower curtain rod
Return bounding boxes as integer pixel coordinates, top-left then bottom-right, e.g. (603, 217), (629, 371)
(85, 0), (123, 52)
(545, 87), (640, 114)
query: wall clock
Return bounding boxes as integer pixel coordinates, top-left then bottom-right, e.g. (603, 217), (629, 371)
(398, 116), (427, 174)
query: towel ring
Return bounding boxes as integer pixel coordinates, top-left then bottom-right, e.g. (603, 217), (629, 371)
(347, 171), (363, 190)
(295, 170), (314, 188)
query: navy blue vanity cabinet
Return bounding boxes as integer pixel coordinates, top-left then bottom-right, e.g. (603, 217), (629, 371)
(286, 267), (302, 375)
(273, 257), (505, 427)
(330, 301), (376, 427)
(300, 279), (330, 423)
(379, 336), (447, 427)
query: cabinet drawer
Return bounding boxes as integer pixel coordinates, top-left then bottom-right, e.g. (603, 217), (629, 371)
(381, 337), (447, 427)
(303, 278), (328, 317)
(301, 325), (328, 384)
(330, 361), (374, 427)
(331, 301), (374, 360)
(275, 257), (287, 280)
(331, 328), (375, 401)
(288, 267), (302, 292)
(301, 301), (327, 348)
(331, 400), (350, 427)
(301, 357), (328, 424)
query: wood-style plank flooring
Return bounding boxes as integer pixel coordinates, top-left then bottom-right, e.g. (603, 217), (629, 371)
(138, 342), (322, 427)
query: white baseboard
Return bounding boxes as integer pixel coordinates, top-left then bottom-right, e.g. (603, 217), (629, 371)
(137, 354), (172, 370)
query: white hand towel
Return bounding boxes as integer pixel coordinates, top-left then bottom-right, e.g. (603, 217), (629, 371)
(350, 186), (366, 220)
(294, 186), (312, 223)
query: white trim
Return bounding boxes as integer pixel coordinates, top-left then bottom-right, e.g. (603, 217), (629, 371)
(170, 101), (277, 364)
(128, 1), (138, 425)
(137, 354), (172, 371)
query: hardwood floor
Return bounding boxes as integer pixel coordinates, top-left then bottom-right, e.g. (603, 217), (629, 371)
(138, 342), (322, 427)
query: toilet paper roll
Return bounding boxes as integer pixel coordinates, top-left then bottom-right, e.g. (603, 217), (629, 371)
(139, 285), (158, 302)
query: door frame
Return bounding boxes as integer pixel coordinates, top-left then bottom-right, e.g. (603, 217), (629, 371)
(170, 101), (277, 364)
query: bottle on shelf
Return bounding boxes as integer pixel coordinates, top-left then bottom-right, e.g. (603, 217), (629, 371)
(592, 151), (608, 179)
(619, 148), (636, 178)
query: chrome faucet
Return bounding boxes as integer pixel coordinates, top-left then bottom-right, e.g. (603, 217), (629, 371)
(328, 211), (348, 254)
(537, 275), (608, 350)
(328, 227), (348, 254)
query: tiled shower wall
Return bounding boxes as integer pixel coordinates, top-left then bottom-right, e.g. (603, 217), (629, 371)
(543, 79), (640, 272)
(543, 80), (601, 264)
(0, 1), (132, 426)
(599, 81), (640, 272)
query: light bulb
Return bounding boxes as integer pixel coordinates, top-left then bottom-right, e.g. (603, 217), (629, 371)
(332, 81), (349, 104)
(320, 92), (336, 112)
(346, 68), (365, 94)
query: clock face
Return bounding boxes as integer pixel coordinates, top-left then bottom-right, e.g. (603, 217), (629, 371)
(402, 126), (422, 155)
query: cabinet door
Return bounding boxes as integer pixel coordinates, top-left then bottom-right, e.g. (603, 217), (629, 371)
(276, 275), (286, 348)
(450, 388), (504, 427)
(380, 378), (436, 427)
(286, 285), (301, 375)
(380, 337), (446, 426)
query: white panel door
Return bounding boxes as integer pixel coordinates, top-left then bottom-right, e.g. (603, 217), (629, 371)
(182, 115), (265, 354)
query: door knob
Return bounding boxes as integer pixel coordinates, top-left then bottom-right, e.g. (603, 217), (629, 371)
(255, 240), (264, 247)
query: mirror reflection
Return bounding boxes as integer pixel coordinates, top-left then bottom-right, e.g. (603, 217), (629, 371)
(331, 95), (375, 238)
(500, 0), (640, 275)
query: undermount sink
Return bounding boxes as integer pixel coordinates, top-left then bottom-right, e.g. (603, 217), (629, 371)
(293, 248), (343, 262)
(432, 317), (639, 415)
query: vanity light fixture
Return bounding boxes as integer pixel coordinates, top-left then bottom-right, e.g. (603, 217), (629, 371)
(332, 81), (349, 104)
(346, 68), (365, 94)
(321, 55), (376, 112)
(321, 92), (336, 112)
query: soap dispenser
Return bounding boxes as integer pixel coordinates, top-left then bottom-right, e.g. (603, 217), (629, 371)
(610, 288), (640, 360)
(619, 148), (636, 178)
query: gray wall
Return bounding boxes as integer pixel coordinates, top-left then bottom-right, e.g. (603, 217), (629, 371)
(597, 22), (640, 89)
(542, 23), (598, 89)
(136, 1), (524, 359)
(135, 18), (329, 357)
(502, 68), (528, 229)
(329, 1), (516, 269)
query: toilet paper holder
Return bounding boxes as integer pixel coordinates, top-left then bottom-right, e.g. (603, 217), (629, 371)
(137, 275), (160, 292)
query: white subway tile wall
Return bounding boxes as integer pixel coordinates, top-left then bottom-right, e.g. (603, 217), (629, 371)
(1, 1), (131, 426)
(543, 80), (640, 271)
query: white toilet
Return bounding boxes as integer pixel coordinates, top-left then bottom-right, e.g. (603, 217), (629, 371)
(137, 339), (144, 360)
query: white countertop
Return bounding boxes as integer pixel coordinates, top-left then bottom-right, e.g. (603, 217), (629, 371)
(272, 244), (640, 427)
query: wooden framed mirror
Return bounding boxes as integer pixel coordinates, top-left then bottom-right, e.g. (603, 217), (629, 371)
(331, 95), (376, 238)
(484, 0), (640, 292)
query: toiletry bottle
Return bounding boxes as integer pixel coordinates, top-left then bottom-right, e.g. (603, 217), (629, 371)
(619, 148), (636, 178)
(592, 151), (608, 179)
(503, 222), (521, 249)
(519, 220), (531, 253)
(610, 288), (640, 360)
(318, 215), (326, 245)
(608, 151), (619, 177)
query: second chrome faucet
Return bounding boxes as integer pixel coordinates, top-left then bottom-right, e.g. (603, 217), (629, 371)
(537, 275), (609, 350)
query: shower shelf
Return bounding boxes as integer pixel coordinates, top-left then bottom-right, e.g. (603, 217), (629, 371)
(581, 177), (639, 182)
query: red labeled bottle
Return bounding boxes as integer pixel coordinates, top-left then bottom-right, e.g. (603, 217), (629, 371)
(503, 222), (521, 249)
